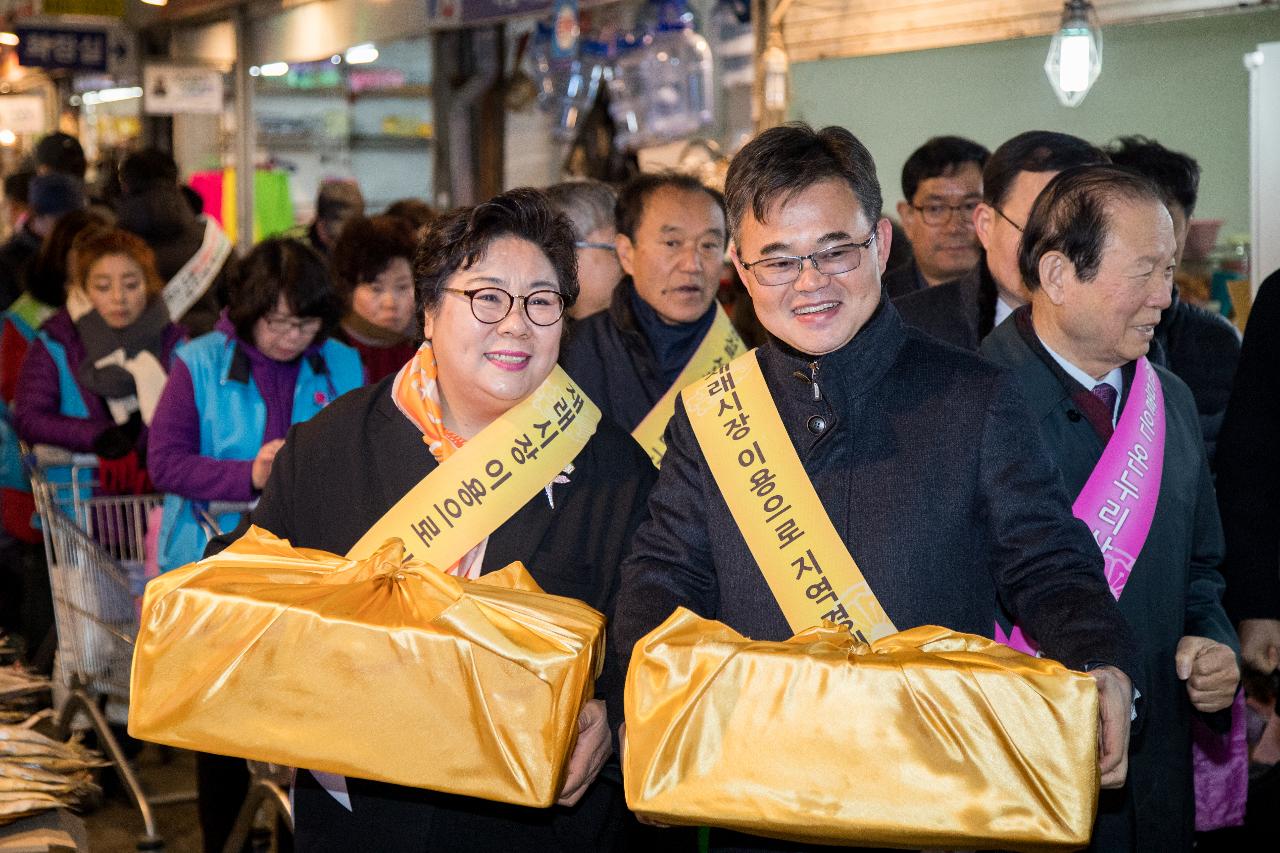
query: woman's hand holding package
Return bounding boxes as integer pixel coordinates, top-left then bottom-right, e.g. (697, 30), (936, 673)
(1089, 665), (1132, 789)
(556, 699), (611, 807)
(251, 439), (286, 490)
(1176, 635), (1240, 713)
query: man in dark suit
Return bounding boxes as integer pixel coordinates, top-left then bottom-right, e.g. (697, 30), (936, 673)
(613, 123), (1140, 853)
(981, 165), (1239, 852)
(882, 135), (988, 299)
(894, 130), (1106, 349)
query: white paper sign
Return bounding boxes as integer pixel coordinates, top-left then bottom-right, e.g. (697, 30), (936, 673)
(143, 64), (224, 115)
(0, 96), (47, 134)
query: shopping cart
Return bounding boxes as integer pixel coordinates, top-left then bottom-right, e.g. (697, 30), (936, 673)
(26, 443), (170, 850)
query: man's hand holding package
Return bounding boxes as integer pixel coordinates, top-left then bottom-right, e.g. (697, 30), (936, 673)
(556, 699), (610, 807)
(1089, 665), (1132, 789)
(1176, 635), (1240, 713)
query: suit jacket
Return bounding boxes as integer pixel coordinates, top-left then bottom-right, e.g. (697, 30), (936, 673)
(560, 278), (671, 432)
(982, 310), (1238, 853)
(892, 255), (999, 350)
(210, 375), (657, 853)
(1148, 290), (1241, 465)
(1215, 269), (1280, 622)
(880, 256), (926, 300)
(612, 299), (1142, 853)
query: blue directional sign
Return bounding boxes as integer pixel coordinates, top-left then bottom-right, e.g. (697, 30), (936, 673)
(15, 26), (109, 72)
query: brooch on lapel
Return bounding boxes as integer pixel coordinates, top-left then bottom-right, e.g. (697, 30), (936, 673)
(543, 462), (575, 509)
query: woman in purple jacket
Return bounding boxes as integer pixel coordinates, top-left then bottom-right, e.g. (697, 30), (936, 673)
(13, 227), (184, 494)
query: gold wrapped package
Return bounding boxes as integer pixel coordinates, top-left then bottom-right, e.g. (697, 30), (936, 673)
(624, 609), (1099, 851)
(128, 527), (604, 808)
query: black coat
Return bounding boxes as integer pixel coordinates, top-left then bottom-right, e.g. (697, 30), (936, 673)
(982, 310), (1237, 853)
(612, 299), (1142, 853)
(210, 376), (657, 853)
(879, 256), (926, 300)
(1216, 269), (1280, 622)
(891, 254), (999, 351)
(1149, 289), (1241, 466)
(560, 279), (671, 432)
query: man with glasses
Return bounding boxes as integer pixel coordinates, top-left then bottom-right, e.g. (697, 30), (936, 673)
(545, 180), (625, 320)
(883, 136), (989, 299)
(895, 131), (1107, 350)
(612, 124), (1140, 851)
(561, 173), (742, 460)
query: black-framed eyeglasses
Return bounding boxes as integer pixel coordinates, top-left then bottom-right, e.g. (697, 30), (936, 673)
(574, 241), (617, 252)
(739, 232), (876, 287)
(911, 200), (980, 226)
(443, 287), (566, 327)
(262, 313), (323, 336)
(992, 206), (1025, 233)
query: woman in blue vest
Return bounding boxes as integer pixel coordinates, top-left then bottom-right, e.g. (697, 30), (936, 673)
(12, 227), (185, 495)
(148, 237), (363, 575)
(146, 236), (362, 853)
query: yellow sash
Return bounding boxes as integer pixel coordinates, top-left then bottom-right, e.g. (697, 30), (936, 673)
(632, 304), (744, 468)
(682, 350), (896, 642)
(347, 366), (601, 564)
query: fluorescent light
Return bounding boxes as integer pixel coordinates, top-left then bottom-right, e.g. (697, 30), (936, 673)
(259, 62), (289, 77)
(0, 32), (18, 47)
(140, 0), (168, 5)
(82, 86), (143, 105)
(0, 130), (15, 146)
(1058, 33), (1091, 93)
(344, 44), (379, 65)
(1044, 0), (1102, 107)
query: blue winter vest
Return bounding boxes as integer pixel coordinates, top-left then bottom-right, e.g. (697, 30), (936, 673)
(156, 331), (363, 571)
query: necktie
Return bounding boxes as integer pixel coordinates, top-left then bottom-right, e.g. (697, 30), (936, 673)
(1091, 382), (1118, 420)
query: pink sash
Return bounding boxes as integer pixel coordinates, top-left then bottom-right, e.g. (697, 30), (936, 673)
(997, 357), (1246, 830)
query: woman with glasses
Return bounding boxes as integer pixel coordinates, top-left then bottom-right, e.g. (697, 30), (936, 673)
(210, 189), (655, 852)
(146, 236), (363, 852)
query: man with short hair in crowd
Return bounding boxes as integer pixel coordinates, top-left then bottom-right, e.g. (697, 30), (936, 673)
(33, 132), (87, 181)
(0, 173), (85, 311)
(981, 164), (1238, 852)
(612, 125), (1140, 852)
(883, 135), (988, 299)
(561, 173), (740, 448)
(545, 180), (624, 320)
(1105, 135), (1240, 463)
(298, 180), (365, 260)
(895, 130), (1106, 349)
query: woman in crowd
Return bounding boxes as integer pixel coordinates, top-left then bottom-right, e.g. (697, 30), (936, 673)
(12, 227), (184, 495)
(330, 215), (419, 383)
(0, 209), (112, 670)
(146, 236), (362, 853)
(212, 189), (656, 852)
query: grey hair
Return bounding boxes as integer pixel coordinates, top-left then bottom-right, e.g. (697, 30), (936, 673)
(544, 180), (618, 241)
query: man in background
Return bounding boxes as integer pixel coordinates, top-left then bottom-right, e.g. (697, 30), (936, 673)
(895, 130), (1106, 349)
(1106, 135), (1240, 463)
(546, 180), (624, 320)
(883, 135), (988, 299)
(0, 173), (85, 311)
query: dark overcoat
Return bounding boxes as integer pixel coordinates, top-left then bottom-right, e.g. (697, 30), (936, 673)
(210, 375), (657, 853)
(612, 299), (1143, 853)
(981, 311), (1238, 853)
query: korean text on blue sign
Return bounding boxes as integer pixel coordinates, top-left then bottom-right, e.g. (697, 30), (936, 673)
(15, 27), (108, 72)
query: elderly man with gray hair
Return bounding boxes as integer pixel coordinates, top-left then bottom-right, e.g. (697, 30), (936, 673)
(981, 164), (1239, 853)
(545, 180), (623, 319)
